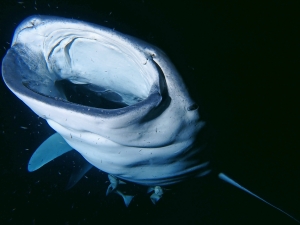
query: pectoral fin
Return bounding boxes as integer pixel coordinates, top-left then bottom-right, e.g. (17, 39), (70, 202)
(28, 133), (73, 172)
(65, 160), (93, 190)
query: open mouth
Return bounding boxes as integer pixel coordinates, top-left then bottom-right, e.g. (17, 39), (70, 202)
(18, 28), (163, 110)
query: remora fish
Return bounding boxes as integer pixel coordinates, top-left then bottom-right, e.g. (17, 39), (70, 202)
(1, 15), (298, 222)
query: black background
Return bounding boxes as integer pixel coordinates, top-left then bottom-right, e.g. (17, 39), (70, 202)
(0, 0), (299, 224)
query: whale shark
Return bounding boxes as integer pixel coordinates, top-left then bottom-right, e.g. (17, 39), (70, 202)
(1, 15), (298, 222)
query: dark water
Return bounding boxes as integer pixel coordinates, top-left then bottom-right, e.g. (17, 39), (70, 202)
(0, 1), (299, 224)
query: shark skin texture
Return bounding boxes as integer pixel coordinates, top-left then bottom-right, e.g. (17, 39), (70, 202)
(2, 15), (210, 187)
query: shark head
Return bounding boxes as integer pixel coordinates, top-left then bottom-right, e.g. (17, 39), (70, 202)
(2, 15), (210, 186)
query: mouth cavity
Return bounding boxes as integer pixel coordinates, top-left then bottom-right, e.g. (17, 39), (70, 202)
(20, 30), (163, 110)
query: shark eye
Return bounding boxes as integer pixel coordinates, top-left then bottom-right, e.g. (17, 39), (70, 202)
(187, 103), (198, 111)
